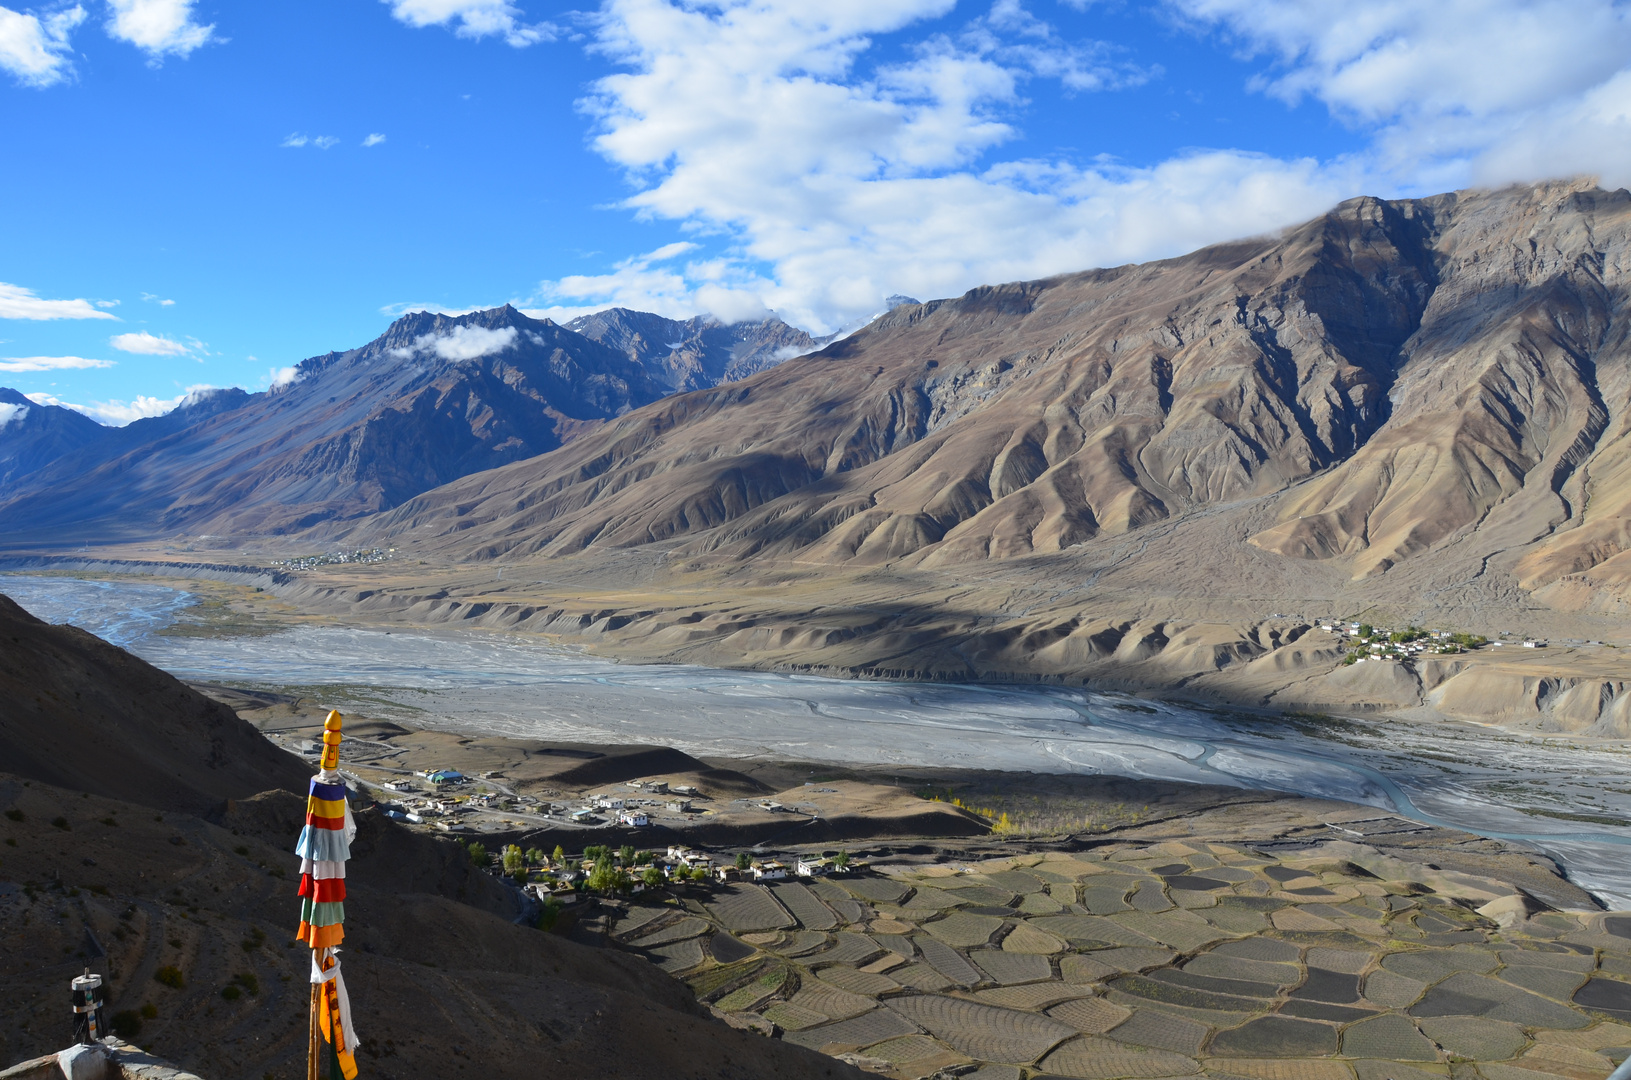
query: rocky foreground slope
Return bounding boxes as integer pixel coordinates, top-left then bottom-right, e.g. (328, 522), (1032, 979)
(0, 597), (862, 1080)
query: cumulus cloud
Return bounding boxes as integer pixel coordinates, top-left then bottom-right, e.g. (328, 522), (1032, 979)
(0, 355), (116, 372)
(314, 135), (340, 149)
(0, 401), (27, 428)
(564, 0), (1349, 332)
(0, 281), (121, 320)
(110, 331), (190, 356)
(281, 133), (310, 148)
(362, 133), (387, 147)
(550, 0), (1631, 333)
(1168, 0), (1631, 188)
(385, 0), (556, 47)
(105, 0), (215, 60)
(391, 324), (519, 361)
(24, 389), (195, 425)
(0, 4), (85, 88)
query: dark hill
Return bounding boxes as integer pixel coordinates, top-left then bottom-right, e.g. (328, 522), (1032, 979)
(0, 387), (107, 489)
(0, 593), (309, 814)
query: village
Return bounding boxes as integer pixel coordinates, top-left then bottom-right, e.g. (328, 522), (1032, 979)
(1262, 615), (1595, 665)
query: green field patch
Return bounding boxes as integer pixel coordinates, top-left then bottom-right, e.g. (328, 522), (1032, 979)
(782, 1007), (919, 1051)
(1341, 1014), (1438, 1060)
(1038, 1034), (1200, 1078)
(713, 967), (789, 1011)
(925, 911), (1005, 948)
(1207, 1016), (1337, 1057)
(1108, 1008), (1209, 1055)
(887, 994), (1077, 1064)
(973, 949), (1053, 985)
(1418, 1015), (1525, 1060)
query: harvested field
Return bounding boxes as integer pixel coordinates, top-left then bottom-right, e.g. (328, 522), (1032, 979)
(924, 911), (1005, 947)
(772, 881), (839, 930)
(887, 995), (1077, 1063)
(604, 843), (1630, 1080)
(1037, 1035), (1199, 1078)
(708, 883), (795, 931)
(973, 949), (1054, 985)
(781, 1008), (919, 1051)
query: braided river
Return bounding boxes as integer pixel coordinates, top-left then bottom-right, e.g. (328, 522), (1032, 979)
(8, 575), (1630, 908)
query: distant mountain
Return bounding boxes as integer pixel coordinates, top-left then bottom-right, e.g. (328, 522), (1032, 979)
(367, 181), (1631, 615)
(566, 308), (820, 392)
(0, 306), (677, 542)
(0, 387), (107, 488)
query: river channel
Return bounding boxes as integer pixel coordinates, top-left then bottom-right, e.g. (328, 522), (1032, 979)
(7, 574), (1630, 908)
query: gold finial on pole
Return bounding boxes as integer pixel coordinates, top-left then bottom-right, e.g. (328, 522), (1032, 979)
(320, 710), (343, 772)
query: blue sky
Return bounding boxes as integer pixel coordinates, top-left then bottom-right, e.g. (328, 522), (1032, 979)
(3, 0), (1630, 423)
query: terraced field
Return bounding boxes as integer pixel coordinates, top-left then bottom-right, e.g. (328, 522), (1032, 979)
(610, 843), (1631, 1079)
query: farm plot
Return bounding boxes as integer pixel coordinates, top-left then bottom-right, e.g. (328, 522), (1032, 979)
(887, 994), (1077, 1063)
(771, 881), (839, 930)
(707, 883), (794, 931)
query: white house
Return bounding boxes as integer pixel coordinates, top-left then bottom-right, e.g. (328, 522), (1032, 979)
(795, 858), (827, 877)
(618, 810), (650, 827)
(752, 862), (788, 881)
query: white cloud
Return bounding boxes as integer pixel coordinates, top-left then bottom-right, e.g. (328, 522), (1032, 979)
(268, 365), (303, 390)
(362, 133), (387, 147)
(139, 291), (174, 306)
(281, 133), (310, 148)
(390, 324), (519, 361)
(0, 401), (27, 428)
(110, 331), (190, 356)
(0, 281), (121, 320)
(557, 0), (1631, 334)
(385, 0), (556, 47)
(0, 355), (116, 372)
(95, 298), (121, 308)
(105, 0), (215, 60)
(378, 300), (490, 318)
(1168, 0), (1631, 188)
(565, 0), (1348, 332)
(314, 135), (340, 149)
(0, 4), (84, 88)
(24, 389), (191, 426)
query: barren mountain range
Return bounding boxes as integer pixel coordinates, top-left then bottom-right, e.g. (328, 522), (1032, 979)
(0, 307), (815, 539)
(5, 178), (1631, 729)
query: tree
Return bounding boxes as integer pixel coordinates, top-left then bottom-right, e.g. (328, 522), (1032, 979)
(734, 852), (752, 871)
(467, 841), (488, 868)
(502, 844), (525, 876)
(525, 847), (546, 865)
(587, 853), (623, 892)
(619, 844), (637, 866)
(1358, 624), (1373, 639)
(832, 850), (850, 870)
(552, 844), (567, 866)
(642, 866), (664, 888)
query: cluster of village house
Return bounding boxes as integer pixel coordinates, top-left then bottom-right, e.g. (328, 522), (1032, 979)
(269, 547), (393, 572)
(376, 771), (772, 831)
(1300, 620), (1562, 665)
(512, 844), (847, 903)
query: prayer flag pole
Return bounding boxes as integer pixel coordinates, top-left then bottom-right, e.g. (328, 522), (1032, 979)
(297, 710), (361, 1080)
